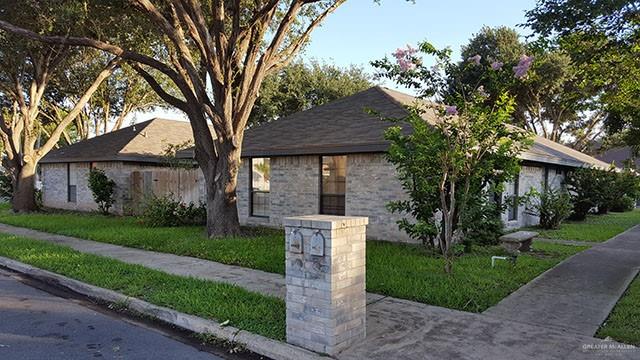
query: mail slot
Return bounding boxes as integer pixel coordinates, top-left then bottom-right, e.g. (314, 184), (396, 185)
(289, 228), (303, 254)
(310, 230), (325, 256)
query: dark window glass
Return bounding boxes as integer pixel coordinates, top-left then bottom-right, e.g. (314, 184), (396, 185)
(320, 156), (346, 215)
(508, 174), (519, 221)
(250, 158), (270, 217)
(67, 163), (77, 203)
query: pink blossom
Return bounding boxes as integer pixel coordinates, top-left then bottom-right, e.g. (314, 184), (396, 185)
(513, 55), (534, 78)
(393, 45), (418, 72)
(490, 61), (503, 70)
(445, 105), (458, 116)
(467, 54), (481, 65)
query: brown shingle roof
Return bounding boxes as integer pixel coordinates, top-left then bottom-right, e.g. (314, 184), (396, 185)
(40, 118), (194, 164)
(240, 86), (436, 157)
(240, 86), (612, 169)
(597, 146), (639, 168)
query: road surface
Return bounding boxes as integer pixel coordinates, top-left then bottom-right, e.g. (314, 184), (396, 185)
(0, 268), (233, 360)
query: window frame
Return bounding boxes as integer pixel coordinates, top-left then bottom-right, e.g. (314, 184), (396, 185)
(67, 163), (77, 203)
(319, 155), (347, 216)
(249, 157), (270, 218)
(508, 173), (519, 221)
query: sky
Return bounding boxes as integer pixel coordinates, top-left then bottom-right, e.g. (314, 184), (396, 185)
(141, 0), (536, 122)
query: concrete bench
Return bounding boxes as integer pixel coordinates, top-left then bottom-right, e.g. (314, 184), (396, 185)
(499, 231), (538, 254)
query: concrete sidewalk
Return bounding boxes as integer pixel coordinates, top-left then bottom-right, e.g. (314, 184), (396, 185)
(486, 225), (640, 336)
(0, 223), (637, 359)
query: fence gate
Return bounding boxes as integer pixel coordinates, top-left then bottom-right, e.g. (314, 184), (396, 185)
(130, 168), (202, 212)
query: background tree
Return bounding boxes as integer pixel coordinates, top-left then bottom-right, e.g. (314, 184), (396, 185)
(69, 60), (166, 141)
(0, 0), (352, 236)
(248, 60), (371, 127)
(454, 26), (604, 150)
(525, 0), (640, 151)
(0, 1), (121, 212)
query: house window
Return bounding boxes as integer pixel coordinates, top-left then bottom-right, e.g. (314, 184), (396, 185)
(556, 168), (562, 175)
(67, 163), (77, 203)
(508, 173), (519, 221)
(320, 156), (346, 215)
(250, 158), (270, 217)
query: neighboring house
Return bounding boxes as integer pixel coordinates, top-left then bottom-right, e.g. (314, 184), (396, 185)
(41, 87), (612, 243)
(597, 146), (639, 169)
(39, 118), (203, 214)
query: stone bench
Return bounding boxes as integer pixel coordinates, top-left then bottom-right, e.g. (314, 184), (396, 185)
(499, 231), (539, 254)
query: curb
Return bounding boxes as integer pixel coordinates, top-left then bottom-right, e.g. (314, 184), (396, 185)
(0, 256), (330, 360)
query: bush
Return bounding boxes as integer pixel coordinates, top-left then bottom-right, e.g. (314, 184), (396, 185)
(140, 195), (206, 227)
(610, 195), (636, 212)
(565, 167), (640, 219)
(87, 168), (116, 215)
(526, 186), (572, 229)
(0, 171), (12, 200)
(460, 191), (505, 247)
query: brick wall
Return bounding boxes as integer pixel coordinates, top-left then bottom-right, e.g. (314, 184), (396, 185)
(237, 153), (414, 243)
(238, 155), (320, 227)
(503, 164), (566, 229)
(41, 161), (201, 215)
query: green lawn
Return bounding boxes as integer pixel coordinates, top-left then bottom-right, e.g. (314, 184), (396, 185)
(0, 234), (285, 340)
(597, 275), (640, 345)
(0, 204), (586, 312)
(526, 210), (640, 242)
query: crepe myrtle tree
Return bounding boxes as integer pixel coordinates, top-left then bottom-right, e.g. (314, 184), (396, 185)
(372, 42), (533, 273)
(0, 0), (362, 237)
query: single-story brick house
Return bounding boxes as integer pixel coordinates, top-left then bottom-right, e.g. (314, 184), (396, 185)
(39, 118), (202, 214)
(221, 86), (612, 242)
(41, 87), (611, 243)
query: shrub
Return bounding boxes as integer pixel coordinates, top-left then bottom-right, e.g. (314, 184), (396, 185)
(565, 167), (640, 219)
(0, 171), (12, 200)
(460, 191), (505, 247)
(140, 195), (206, 227)
(610, 195), (636, 212)
(526, 186), (572, 229)
(87, 168), (116, 215)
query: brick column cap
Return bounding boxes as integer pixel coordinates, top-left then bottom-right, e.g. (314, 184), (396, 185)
(283, 215), (368, 229)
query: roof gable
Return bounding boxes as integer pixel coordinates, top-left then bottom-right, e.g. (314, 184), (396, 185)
(40, 118), (194, 164)
(241, 86), (612, 169)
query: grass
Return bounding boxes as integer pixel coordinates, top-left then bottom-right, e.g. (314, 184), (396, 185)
(0, 204), (587, 312)
(597, 275), (640, 345)
(526, 210), (640, 242)
(367, 240), (587, 312)
(0, 234), (286, 340)
(0, 204), (285, 274)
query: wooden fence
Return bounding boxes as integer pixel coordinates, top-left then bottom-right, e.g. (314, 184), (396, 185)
(130, 168), (203, 212)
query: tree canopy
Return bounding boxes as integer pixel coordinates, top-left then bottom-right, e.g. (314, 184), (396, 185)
(525, 0), (640, 151)
(248, 60), (371, 127)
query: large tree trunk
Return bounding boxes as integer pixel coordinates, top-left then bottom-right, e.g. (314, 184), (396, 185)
(12, 163), (38, 212)
(199, 142), (242, 238)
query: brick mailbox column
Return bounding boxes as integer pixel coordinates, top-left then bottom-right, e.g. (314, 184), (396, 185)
(283, 215), (368, 355)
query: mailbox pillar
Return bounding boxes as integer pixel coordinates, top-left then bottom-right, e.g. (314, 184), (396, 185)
(283, 215), (368, 355)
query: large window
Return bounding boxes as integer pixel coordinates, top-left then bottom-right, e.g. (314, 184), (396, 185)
(67, 163), (77, 203)
(320, 156), (346, 215)
(508, 173), (519, 221)
(250, 158), (270, 217)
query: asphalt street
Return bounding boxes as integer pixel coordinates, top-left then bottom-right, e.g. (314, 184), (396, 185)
(0, 268), (228, 360)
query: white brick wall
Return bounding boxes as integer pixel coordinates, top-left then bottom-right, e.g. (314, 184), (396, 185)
(42, 155), (567, 242)
(41, 161), (196, 215)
